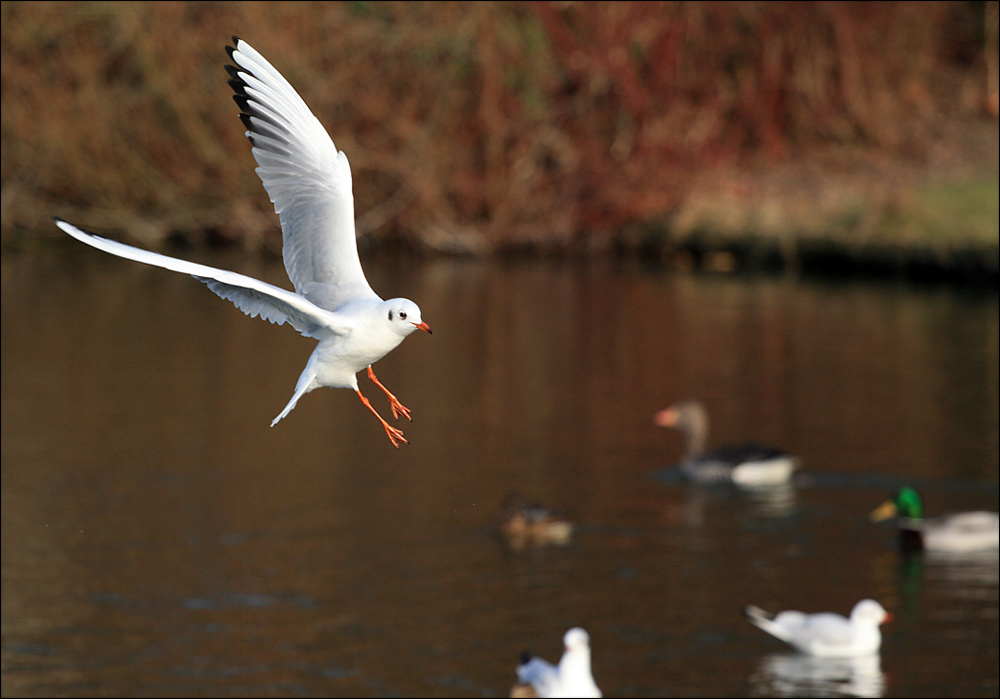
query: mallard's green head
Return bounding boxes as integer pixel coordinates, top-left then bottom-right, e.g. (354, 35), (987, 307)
(893, 487), (924, 519)
(871, 486), (925, 522)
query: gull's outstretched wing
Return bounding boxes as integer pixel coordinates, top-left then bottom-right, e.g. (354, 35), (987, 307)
(227, 37), (378, 312)
(55, 218), (349, 339)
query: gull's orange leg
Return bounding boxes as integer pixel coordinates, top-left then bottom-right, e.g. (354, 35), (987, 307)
(367, 366), (412, 421)
(356, 389), (408, 448)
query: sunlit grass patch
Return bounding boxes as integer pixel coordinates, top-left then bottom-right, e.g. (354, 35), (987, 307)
(880, 178), (1000, 247)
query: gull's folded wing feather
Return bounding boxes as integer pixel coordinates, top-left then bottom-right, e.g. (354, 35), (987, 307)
(800, 614), (855, 646)
(55, 219), (348, 338)
(227, 37), (377, 312)
(517, 657), (560, 696)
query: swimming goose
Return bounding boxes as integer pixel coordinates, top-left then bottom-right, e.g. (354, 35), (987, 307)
(654, 400), (799, 486)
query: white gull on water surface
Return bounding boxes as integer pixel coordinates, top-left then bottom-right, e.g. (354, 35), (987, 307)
(514, 627), (602, 698)
(743, 599), (891, 658)
(56, 37), (431, 447)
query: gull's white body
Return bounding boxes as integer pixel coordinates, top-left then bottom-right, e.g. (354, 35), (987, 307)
(56, 38), (430, 446)
(516, 627), (601, 698)
(744, 599), (889, 658)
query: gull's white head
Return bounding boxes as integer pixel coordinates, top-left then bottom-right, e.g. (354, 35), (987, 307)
(851, 599), (891, 626)
(383, 298), (432, 337)
(563, 627), (591, 652)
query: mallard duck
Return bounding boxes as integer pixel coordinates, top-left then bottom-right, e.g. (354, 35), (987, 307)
(498, 495), (573, 549)
(654, 400), (799, 486)
(513, 627), (602, 698)
(870, 487), (1000, 553)
(743, 599), (890, 657)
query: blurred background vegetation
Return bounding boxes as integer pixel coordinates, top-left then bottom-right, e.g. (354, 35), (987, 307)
(2, 1), (997, 270)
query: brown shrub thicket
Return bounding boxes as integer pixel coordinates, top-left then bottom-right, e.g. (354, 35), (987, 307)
(2, 1), (996, 252)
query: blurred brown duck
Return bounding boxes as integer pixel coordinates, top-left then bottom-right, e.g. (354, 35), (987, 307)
(654, 400), (799, 487)
(498, 495), (573, 549)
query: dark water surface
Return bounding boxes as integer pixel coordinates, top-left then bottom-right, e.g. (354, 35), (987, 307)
(3, 248), (998, 697)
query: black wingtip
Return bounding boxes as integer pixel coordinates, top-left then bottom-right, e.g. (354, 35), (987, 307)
(225, 44), (237, 62)
(53, 216), (65, 224)
(233, 94), (253, 113)
(233, 98), (284, 134)
(518, 651), (532, 666)
(228, 78), (248, 99)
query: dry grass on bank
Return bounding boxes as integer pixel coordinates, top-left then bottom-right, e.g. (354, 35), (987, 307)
(2, 1), (997, 256)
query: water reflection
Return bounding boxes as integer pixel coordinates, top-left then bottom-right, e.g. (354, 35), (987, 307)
(658, 475), (799, 526)
(2, 252), (997, 697)
(740, 483), (799, 519)
(925, 549), (1000, 598)
(749, 653), (886, 698)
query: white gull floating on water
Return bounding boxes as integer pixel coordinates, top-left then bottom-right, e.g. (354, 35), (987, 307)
(743, 599), (891, 658)
(56, 37), (431, 447)
(514, 627), (601, 698)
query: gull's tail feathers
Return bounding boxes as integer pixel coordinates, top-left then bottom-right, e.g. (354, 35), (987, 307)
(271, 367), (318, 426)
(743, 605), (795, 644)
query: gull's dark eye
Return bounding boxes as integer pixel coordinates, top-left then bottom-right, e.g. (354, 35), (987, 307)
(399, 311), (407, 320)
(388, 310), (393, 321)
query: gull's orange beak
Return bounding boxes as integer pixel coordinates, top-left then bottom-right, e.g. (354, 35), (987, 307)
(413, 321), (433, 335)
(883, 612), (893, 624)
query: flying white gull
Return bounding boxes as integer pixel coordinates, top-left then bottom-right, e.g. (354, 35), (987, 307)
(55, 37), (431, 447)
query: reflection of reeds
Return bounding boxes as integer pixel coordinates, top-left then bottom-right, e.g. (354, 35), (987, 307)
(2, 2), (994, 251)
